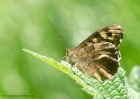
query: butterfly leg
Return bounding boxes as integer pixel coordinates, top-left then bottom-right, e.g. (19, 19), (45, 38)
(98, 67), (112, 79)
(92, 72), (102, 81)
(75, 63), (102, 81)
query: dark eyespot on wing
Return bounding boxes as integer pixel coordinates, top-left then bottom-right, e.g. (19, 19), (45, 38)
(107, 32), (112, 37)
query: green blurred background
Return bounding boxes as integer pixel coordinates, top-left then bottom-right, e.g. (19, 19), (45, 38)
(0, 0), (140, 99)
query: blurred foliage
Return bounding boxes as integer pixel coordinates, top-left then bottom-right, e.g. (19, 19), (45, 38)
(129, 66), (140, 92)
(23, 49), (129, 99)
(0, 0), (140, 99)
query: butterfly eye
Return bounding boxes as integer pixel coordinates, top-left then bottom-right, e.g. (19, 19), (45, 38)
(107, 32), (112, 37)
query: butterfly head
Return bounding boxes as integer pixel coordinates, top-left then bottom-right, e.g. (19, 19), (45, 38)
(98, 24), (123, 46)
(66, 48), (77, 65)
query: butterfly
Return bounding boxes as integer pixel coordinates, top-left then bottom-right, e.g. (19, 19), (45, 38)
(66, 24), (123, 80)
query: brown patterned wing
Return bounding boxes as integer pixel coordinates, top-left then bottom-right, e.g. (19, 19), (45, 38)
(73, 42), (119, 80)
(66, 24), (123, 80)
(77, 24), (123, 48)
(91, 42), (120, 79)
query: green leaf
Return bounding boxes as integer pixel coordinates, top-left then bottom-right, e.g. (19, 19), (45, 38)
(23, 49), (139, 99)
(129, 66), (140, 92)
(127, 66), (140, 99)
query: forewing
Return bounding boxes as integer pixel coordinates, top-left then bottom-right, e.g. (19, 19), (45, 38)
(76, 24), (123, 49)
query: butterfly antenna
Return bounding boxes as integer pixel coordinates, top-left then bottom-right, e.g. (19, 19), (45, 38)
(57, 33), (68, 49)
(71, 31), (76, 47)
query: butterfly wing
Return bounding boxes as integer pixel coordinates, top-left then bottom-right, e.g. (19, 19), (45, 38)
(67, 24), (123, 80)
(77, 24), (123, 48)
(74, 42), (119, 80)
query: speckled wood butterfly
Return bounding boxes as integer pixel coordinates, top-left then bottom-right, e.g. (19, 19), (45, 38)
(66, 24), (123, 80)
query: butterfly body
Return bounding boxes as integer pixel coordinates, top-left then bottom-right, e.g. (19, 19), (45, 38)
(66, 24), (123, 80)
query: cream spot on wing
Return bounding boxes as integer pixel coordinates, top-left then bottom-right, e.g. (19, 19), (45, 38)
(92, 38), (98, 43)
(99, 31), (107, 39)
(86, 42), (93, 46)
(96, 54), (118, 62)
